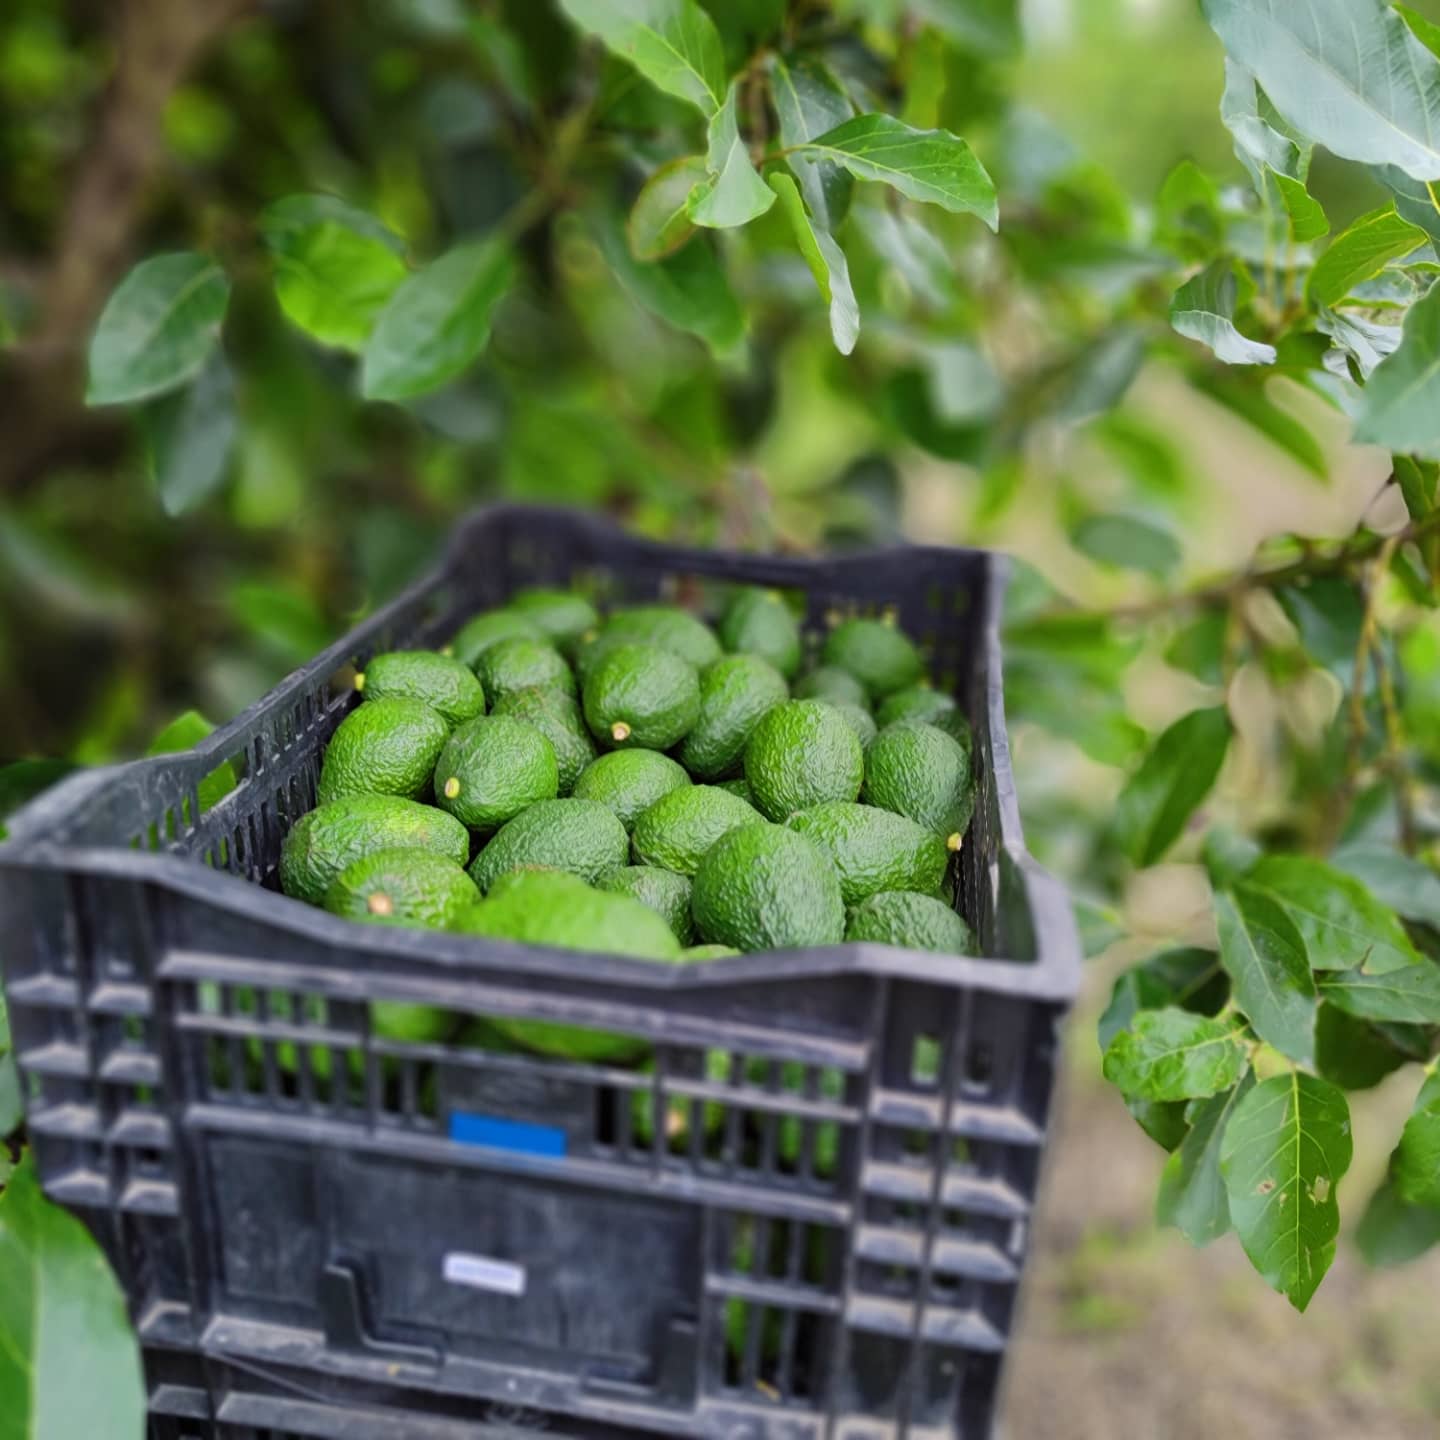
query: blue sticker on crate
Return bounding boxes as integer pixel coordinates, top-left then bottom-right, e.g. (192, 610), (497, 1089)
(449, 1111), (568, 1158)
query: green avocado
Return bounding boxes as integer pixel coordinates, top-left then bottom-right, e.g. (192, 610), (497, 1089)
(323, 846), (479, 928)
(582, 604), (722, 674)
(680, 943), (741, 960)
(491, 686), (596, 795)
(631, 784), (764, 876)
(468, 797), (629, 892)
(718, 588), (802, 678)
(822, 618), (924, 699)
(863, 721), (973, 846)
(691, 823), (845, 951)
(793, 665), (868, 709)
(356, 650), (486, 727)
(451, 609), (544, 668)
(743, 700), (864, 821)
(571, 749), (692, 831)
(829, 701), (878, 749)
(678, 653), (789, 780)
(875, 686), (956, 730)
(509, 586), (600, 655)
(317, 697), (450, 805)
(279, 794), (470, 906)
(433, 714), (558, 831)
(476, 636), (575, 705)
(583, 643), (700, 751)
(596, 865), (695, 944)
(786, 801), (949, 905)
(845, 890), (975, 954)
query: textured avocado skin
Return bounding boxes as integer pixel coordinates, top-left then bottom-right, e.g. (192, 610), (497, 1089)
(323, 846), (479, 927)
(793, 666), (868, 708)
(744, 700), (864, 821)
(582, 605), (721, 673)
(691, 823), (845, 951)
(451, 609), (543, 668)
(679, 654), (789, 780)
(830, 701), (878, 749)
(572, 749), (691, 831)
(631, 785), (764, 876)
(492, 687), (596, 795)
(845, 890), (975, 954)
(434, 714), (559, 831)
(863, 721), (974, 840)
(822, 618), (925, 699)
(681, 943), (740, 959)
(876, 687), (956, 730)
(596, 865), (695, 944)
(719, 588), (801, 678)
(509, 587), (599, 654)
(786, 802), (948, 905)
(317, 697), (451, 805)
(359, 650), (485, 727)
(476, 637), (576, 704)
(583, 643), (700, 751)
(713, 776), (754, 804)
(469, 797), (629, 892)
(280, 794), (470, 906)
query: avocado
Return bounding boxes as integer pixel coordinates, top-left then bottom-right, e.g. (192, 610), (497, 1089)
(433, 714), (559, 831)
(786, 802), (949, 905)
(317, 697), (450, 805)
(845, 890), (975, 954)
(583, 643), (700, 751)
(476, 636), (575, 704)
(596, 864), (695, 944)
(583, 604), (722, 672)
(713, 776), (754, 804)
(719, 588), (801, 678)
(829, 701), (878, 749)
(822, 618), (924, 699)
(691, 823), (845, 951)
(863, 721), (973, 847)
(571, 749), (691, 831)
(356, 650), (486, 727)
(451, 608), (543, 668)
(876, 686), (956, 730)
(279, 794), (470, 906)
(491, 686), (596, 794)
(509, 586), (599, 655)
(323, 846), (479, 928)
(678, 653), (789, 781)
(744, 700), (864, 821)
(469, 797), (629, 891)
(680, 943), (741, 960)
(793, 665), (868, 708)
(631, 784), (764, 876)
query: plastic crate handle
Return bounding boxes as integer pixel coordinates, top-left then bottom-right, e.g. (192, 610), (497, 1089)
(318, 1255), (441, 1369)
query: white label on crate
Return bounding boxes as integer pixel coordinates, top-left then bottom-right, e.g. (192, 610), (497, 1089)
(443, 1252), (527, 1296)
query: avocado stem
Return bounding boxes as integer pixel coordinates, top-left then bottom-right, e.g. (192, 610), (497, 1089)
(367, 892), (394, 916)
(947, 832), (963, 852)
(354, 673), (366, 691)
(443, 777), (461, 799)
(611, 721), (632, 742)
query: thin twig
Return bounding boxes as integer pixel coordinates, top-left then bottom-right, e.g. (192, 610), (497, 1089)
(1374, 632), (1419, 855)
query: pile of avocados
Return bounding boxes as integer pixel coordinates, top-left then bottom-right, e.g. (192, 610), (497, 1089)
(280, 584), (978, 971)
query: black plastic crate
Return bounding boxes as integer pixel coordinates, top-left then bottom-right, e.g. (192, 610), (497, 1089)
(1, 505), (1078, 1440)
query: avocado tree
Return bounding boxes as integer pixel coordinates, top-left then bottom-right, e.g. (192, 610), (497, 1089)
(8, 0), (1440, 1430)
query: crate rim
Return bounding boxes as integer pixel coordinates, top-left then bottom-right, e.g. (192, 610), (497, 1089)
(0, 504), (1080, 1004)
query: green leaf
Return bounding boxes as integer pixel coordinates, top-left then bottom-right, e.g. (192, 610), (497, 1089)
(146, 710), (236, 813)
(597, 210), (743, 355)
(1247, 854), (1422, 974)
(1113, 706), (1231, 866)
(1103, 1007), (1249, 1103)
(1397, 4), (1440, 61)
(1393, 1067), (1440, 1207)
(228, 581), (332, 667)
(1354, 280), (1440, 459)
(1216, 885), (1317, 1064)
(140, 350), (236, 517)
(767, 172), (859, 355)
(1098, 948), (1228, 1052)
(1219, 1072), (1352, 1311)
(1165, 611), (1227, 686)
(1276, 578), (1365, 679)
(1201, 827), (1262, 889)
(1319, 957), (1440, 1023)
(914, 0), (1020, 59)
(0, 989), (18, 1136)
(769, 55), (854, 231)
(688, 79), (776, 229)
(1202, 0), (1440, 182)
(1071, 513), (1181, 579)
(1170, 260), (1276, 366)
(1128, 1098), (1191, 1152)
(1192, 372), (1328, 478)
(1377, 164), (1440, 247)
(1305, 205), (1427, 308)
(0, 1151), (146, 1435)
(1355, 1174), (1440, 1267)
(362, 239), (513, 402)
(628, 155), (708, 260)
(1074, 896), (1126, 959)
(792, 114), (998, 229)
(1332, 845), (1440, 928)
(1219, 58), (1307, 191)
(1158, 1070), (1256, 1246)
(1315, 307), (1403, 381)
(1314, 1004), (1426, 1090)
(261, 194), (408, 352)
(558, 0), (725, 116)
(86, 253), (230, 406)
(1395, 454), (1439, 520)
(1157, 159), (1224, 257)
(1270, 170), (1328, 243)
